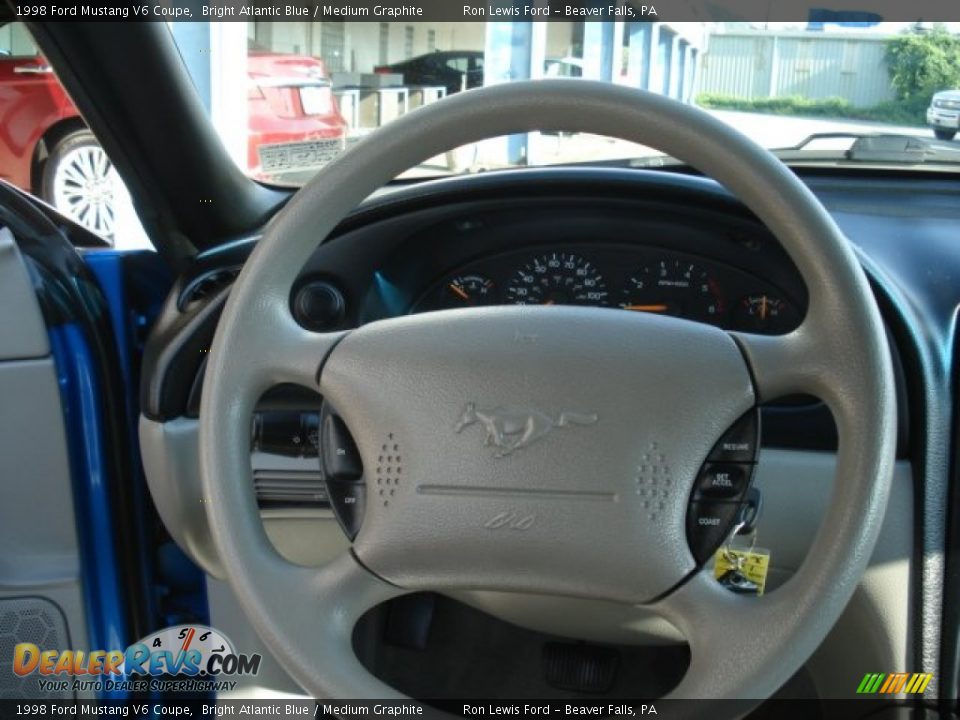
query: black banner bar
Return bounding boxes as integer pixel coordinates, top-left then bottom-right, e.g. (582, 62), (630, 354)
(10, 0), (960, 22)
(0, 698), (932, 719)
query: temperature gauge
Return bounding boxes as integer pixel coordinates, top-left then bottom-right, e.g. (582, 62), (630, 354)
(735, 294), (796, 333)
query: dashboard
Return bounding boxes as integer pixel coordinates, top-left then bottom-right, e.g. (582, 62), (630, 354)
(413, 244), (801, 334)
(147, 169), (922, 442)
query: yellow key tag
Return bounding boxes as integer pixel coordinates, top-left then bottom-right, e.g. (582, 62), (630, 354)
(714, 547), (771, 596)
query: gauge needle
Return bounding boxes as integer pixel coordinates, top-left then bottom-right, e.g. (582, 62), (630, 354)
(622, 304), (669, 312)
(449, 284), (470, 301)
(760, 295), (769, 321)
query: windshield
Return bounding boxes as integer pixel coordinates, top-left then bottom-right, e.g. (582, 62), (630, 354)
(175, 19), (960, 183)
(161, 19), (960, 185)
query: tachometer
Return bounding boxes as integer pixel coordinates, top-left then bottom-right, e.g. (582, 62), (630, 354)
(619, 258), (724, 323)
(505, 252), (608, 306)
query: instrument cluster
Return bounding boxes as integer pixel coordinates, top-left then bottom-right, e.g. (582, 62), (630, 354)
(413, 245), (802, 334)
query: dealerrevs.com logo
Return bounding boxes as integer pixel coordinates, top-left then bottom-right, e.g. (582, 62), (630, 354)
(12, 624), (261, 693)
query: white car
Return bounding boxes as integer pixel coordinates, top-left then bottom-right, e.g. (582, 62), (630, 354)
(927, 90), (960, 140)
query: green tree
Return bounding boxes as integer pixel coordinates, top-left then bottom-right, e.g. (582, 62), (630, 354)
(886, 26), (960, 113)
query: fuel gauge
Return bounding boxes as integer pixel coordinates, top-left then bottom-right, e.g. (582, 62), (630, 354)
(443, 274), (496, 308)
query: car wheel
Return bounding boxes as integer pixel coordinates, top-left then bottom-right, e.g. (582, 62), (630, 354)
(934, 128), (956, 141)
(40, 129), (117, 241)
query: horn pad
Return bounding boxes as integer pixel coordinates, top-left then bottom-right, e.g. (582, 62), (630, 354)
(319, 306), (754, 603)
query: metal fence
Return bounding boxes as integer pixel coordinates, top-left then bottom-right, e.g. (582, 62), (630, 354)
(697, 31), (895, 108)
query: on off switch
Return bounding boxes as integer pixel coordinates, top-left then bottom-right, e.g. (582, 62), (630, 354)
(320, 406), (366, 541)
(322, 413), (363, 481)
(326, 479), (366, 540)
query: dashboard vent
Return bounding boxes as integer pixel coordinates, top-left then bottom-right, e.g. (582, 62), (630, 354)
(253, 468), (328, 508)
(178, 266), (241, 310)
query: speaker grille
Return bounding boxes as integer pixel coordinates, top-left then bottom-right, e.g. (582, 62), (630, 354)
(0, 597), (72, 700)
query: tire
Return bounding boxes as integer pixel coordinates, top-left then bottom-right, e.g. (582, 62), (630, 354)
(933, 128), (956, 141)
(40, 129), (117, 242)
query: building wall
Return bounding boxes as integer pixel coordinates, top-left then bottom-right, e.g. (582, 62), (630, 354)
(249, 20), (705, 101)
(0, 21), (40, 56)
(697, 31), (895, 107)
(251, 21), (486, 72)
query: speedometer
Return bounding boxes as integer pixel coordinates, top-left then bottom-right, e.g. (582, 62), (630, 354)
(505, 252), (608, 306)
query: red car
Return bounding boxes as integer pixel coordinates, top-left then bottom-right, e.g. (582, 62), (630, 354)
(0, 24), (348, 240)
(246, 45), (349, 180)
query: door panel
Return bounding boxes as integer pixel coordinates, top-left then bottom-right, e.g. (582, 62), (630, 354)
(0, 227), (88, 700)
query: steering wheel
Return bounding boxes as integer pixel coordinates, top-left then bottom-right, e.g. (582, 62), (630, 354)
(199, 81), (896, 703)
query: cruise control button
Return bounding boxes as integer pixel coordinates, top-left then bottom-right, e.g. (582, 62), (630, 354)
(695, 463), (750, 499)
(686, 501), (741, 565)
(709, 411), (760, 463)
(327, 478), (366, 540)
(322, 413), (363, 481)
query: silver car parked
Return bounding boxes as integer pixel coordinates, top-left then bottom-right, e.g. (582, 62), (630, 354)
(927, 90), (960, 141)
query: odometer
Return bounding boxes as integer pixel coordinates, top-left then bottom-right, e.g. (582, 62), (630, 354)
(505, 252), (608, 306)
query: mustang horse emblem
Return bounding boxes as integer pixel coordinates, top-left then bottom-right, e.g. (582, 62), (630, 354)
(455, 402), (598, 457)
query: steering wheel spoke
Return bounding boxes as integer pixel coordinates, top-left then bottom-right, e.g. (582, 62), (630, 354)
(209, 287), (347, 396)
(729, 327), (827, 403)
(264, 325), (347, 392)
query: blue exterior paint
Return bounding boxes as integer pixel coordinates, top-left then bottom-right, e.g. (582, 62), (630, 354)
(84, 250), (211, 628)
(84, 251), (161, 631)
(48, 322), (129, 700)
(46, 250), (211, 699)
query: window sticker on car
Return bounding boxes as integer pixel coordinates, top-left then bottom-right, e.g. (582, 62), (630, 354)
(258, 138), (343, 173)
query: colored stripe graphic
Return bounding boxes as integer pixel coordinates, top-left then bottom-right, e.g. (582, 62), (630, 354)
(858, 672), (931, 694)
(888, 674), (908, 693)
(857, 673), (885, 694)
